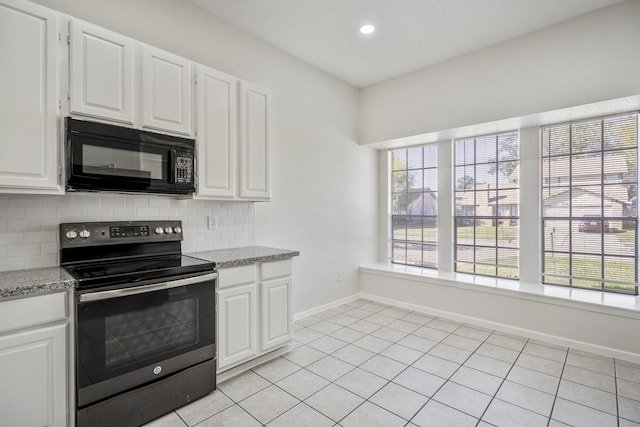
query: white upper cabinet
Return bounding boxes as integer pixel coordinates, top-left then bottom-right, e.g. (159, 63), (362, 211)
(141, 45), (192, 135)
(69, 20), (134, 124)
(238, 81), (271, 200)
(0, 0), (61, 194)
(195, 66), (237, 199)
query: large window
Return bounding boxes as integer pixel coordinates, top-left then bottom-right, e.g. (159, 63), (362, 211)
(390, 144), (438, 268)
(454, 131), (520, 279)
(541, 114), (638, 294)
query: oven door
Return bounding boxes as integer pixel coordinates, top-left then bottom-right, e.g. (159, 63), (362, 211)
(75, 273), (216, 408)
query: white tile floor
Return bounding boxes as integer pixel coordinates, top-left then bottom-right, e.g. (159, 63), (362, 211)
(144, 299), (640, 427)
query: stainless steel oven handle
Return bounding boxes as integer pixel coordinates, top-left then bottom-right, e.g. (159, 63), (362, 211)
(78, 272), (217, 303)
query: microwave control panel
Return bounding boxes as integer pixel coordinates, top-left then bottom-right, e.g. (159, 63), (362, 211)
(175, 155), (193, 184)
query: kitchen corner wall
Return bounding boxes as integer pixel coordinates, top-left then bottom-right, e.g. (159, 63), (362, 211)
(0, 193), (254, 271)
(21, 0), (379, 316)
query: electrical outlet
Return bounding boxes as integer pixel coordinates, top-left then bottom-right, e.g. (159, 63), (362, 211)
(207, 215), (218, 230)
(337, 271), (343, 282)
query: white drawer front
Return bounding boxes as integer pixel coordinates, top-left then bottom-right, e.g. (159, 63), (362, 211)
(0, 292), (67, 334)
(261, 259), (292, 281)
(218, 264), (256, 289)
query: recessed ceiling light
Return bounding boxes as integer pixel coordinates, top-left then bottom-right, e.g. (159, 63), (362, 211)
(360, 24), (375, 35)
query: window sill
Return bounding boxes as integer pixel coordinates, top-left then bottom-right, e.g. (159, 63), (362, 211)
(359, 262), (640, 319)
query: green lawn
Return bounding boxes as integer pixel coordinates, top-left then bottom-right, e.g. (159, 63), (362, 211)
(544, 254), (636, 294)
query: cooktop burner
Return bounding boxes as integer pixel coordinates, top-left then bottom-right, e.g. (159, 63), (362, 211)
(60, 220), (215, 289)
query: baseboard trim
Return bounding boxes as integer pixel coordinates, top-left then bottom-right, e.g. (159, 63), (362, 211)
(293, 294), (361, 321)
(360, 292), (640, 365)
(216, 344), (293, 383)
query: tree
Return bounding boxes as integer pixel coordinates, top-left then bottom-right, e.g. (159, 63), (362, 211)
(488, 133), (519, 179)
(456, 175), (474, 190)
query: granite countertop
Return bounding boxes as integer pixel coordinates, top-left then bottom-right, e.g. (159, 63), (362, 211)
(0, 267), (75, 300)
(191, 246), (300, 268)
(0, 246), (299, 300)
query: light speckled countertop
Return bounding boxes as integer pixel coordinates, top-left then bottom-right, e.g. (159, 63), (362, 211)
(0, 267), (75, 300)
(0, 246), (299, 299)
(191, 246), (299, 268)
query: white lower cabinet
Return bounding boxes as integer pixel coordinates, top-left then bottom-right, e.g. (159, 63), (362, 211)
(216, 259), (293, 372)
(260, 261), (293, 352)
(217, 283), (257, 369)
(0, 292), (69, 427)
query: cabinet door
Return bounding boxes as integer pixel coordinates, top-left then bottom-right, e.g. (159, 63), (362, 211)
(0, 0), (60, 193)
(195, 66), (237, 199)
(69, 19), (135, 124)
(217, 283), (257, 370)
(0, 323), (67, 427)
(142, 45), (192, 135)
(260, 277), (292, 352)
(238, 81), (271, 200)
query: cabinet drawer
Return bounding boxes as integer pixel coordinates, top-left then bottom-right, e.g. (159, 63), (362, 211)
(218, 264), (256, 289)
(0, 292), (67, 335)
(261, 259), (292, 280)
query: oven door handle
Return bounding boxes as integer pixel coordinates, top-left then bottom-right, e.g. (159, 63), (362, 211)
(78, 272), (217, 303)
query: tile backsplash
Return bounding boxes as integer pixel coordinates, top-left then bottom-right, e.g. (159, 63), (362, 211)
(0, 193), (255, 272)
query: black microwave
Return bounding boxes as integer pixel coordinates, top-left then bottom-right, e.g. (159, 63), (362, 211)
(65, 117), (196, 195)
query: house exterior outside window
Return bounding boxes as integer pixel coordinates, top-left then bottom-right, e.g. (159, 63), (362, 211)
(541, 114), (639, 294)
(390, 143), (438, 268)
(454, 131), (520, 279)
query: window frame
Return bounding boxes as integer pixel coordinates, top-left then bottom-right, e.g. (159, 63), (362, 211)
(389, 143), (438, 269)
(453, 131), (520, 280)
(540, 113), (639, 295)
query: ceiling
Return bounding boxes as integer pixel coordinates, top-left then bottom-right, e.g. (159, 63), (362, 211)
(188, 0), (624, 88)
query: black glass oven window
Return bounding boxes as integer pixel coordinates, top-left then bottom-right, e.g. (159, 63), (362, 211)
(104, 298), (198, 368)
(82, 145), (166, 180)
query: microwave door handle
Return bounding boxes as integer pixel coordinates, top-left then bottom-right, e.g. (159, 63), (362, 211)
(168, 149), (176, 184)
(78, 272), (218, 303)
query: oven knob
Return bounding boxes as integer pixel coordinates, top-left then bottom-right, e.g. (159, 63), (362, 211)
(155, 227), (164, 234)
(65, 230), (78, 240)
(174, 226), (182, 234)
(79, 229), (91, 239)
(164, 226), (173, 234)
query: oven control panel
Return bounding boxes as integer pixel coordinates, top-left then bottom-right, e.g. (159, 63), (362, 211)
(110, 225), (149, 238)
(60, 221), (184, 247)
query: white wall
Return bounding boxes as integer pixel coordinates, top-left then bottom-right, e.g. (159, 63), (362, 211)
(26, 0), (378, 315)
(359, 0), (640, 145)
(361, 1), (640, 360)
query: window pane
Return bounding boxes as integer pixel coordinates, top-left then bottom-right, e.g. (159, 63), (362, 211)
(393, 242), (407, 264)
(455, 131), (519, 279)
(455, 139), (474, 166)
(424, 169), (438, 192)
(498, 133), (519, 161)
(422, 192), (438, 216)
(407, 146), (422, 169)
(423, 217), (437, 244)
(476, 136), (495, 164)
(572, 120), (602, 153)
(541, 113), (638, 295)
(392, 171), (407, 192)
(408, 170), (423, 191)
(603, 256), (636, 284)
(391, 150), (406, 170)
(456, 245), (474, 263)
(406, 217), (423, 242)
(424, 144), (438, 168)
(455, 166), (474, 190)
(392, 216), (406, 241)
(390, 144), (438, 268)
(392, 194), (408, 214)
